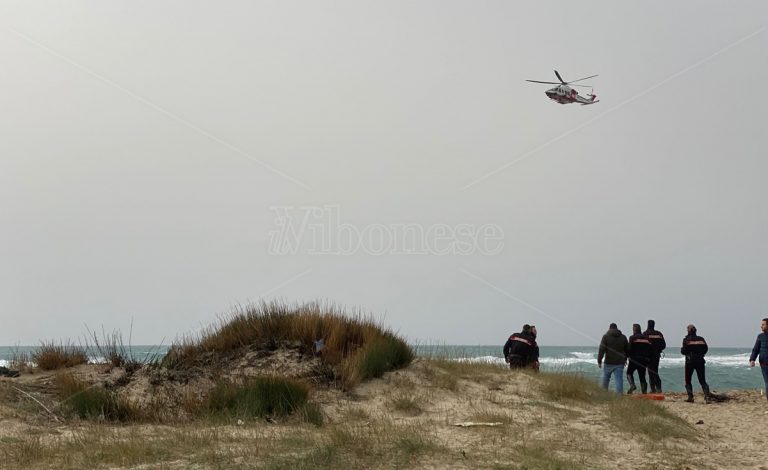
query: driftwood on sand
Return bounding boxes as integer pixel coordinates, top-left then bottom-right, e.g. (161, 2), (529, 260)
(453, 422), (503, 427)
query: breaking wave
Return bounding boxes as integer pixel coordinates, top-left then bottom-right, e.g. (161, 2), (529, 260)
(454, 351), (754, 369)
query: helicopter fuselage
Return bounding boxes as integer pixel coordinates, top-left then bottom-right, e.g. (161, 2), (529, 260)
(545, 85), (598, 105)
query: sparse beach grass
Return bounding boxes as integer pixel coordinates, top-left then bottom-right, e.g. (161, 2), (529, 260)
(0, 305), (717, 469)
(537, 371), (616, 403)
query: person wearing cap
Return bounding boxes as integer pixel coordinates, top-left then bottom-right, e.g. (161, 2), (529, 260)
(597, 323), (629, 394)
(643, 319), (666, 393)
(681, 324), (711, 403)
(503, 324), (540, 370)
(748, 317), (768, 401)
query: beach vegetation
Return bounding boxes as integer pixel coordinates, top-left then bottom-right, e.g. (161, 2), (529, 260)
(538, 371), (615, 403)
(86, 325), (155, 373)
(162, 300), (414, 388)
(203, 376), (313, 421)
(387, 390), (423, 416)
(607, 397), (694, 441)
(54, 373), (138, 421)
(32, 341), (88, 370)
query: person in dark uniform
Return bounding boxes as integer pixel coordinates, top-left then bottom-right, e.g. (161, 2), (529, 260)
(503, 324), (540, 370)
(643, 319), (666, 393)
(626, 324), (653, 394)
(748, 317), (768, 401)
(681, 324), (711, 403)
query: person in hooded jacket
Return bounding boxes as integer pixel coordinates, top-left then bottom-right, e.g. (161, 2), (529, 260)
(626, 324), (653, 394)
(748, 317), (768, 401)
(643, 319), (666, 393)
(503, 324), (540, 370)
(681, 324), (712, 403)
(597, 323), (629, 394)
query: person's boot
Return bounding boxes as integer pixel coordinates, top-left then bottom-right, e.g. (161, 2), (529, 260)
(626, 375), (636, 395)
(703, 385), (712, 404)
(685, 384), (694, 403)
(640, 382), (648, 395)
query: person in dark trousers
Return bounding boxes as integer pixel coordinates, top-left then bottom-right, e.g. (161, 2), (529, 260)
(748, 317), (768, 401)
(681, 324), (711, 403)
(597, 323), (629, 394)
(503, 324), (540, 370)
(626, 324), (653, 394)
(643, 319), (666, 393)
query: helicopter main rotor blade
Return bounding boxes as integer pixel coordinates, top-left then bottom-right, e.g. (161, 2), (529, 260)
(566, 74), (598, 84)
(526, 80), (561, 85)
(555, 70), (568, 84)
(569, 84), (593, 88)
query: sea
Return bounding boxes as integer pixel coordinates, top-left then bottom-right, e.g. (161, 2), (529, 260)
(1, 345), (764, 393)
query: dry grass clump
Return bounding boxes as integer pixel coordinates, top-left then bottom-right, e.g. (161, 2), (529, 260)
(538, 371), (615, 403)
(387, 390), (423, 416)
(8, 348), (33, 372)
(32, 341), (88, 370)
(54, 373), (139, 422)
(87, 326), (150, 372)
(163, 301), (413, 387)
(608, 398), (694, 441)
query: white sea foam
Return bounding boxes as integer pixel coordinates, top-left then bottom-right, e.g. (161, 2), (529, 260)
(0, 359), (8, 368)
(453, 352), (754, 369)
(570, 352), (595, 360)
(659, 353), (752, 368)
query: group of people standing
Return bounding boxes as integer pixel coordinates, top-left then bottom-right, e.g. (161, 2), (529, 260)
(503, 318), (768, 403)
(598, 320), (710, 402)
(597, 320), (665, 395)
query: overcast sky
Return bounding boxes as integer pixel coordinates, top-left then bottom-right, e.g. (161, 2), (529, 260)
(2, 1), (767, 347)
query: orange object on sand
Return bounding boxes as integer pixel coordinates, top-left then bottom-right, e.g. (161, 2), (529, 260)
(634, 393), (665, 401)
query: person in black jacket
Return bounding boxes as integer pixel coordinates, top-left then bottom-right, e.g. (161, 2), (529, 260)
(503, 324), (540, 370)
(681, 324), (711, 403)
(626, 324), (653, 394)
(748, 317), (768, 401)
(643, 319), (666, 393)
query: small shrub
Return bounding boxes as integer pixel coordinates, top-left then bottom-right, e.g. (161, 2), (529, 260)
(55, 374), (137, 421)
(33, 342), (88, 370)
(204, 376), (309, 418)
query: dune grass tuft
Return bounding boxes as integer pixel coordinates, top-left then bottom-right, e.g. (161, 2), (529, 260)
(32, 341), (89, 370)
(538, 371), (615, 403)
(163, 301), (414, 387)
(55, 374), (138, 421)
(204, 376), (311, 419)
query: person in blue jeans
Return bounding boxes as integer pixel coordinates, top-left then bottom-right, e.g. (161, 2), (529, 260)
(597, 323), (629, 394)
(748, 317), (768, 401)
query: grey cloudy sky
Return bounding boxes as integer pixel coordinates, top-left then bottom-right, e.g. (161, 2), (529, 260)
(2, 1), (767, 347)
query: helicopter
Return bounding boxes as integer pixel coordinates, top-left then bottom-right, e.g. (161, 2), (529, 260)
(526, 70), (599, 105)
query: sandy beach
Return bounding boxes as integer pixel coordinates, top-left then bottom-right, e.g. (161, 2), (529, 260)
(2, 358), (767, 470)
